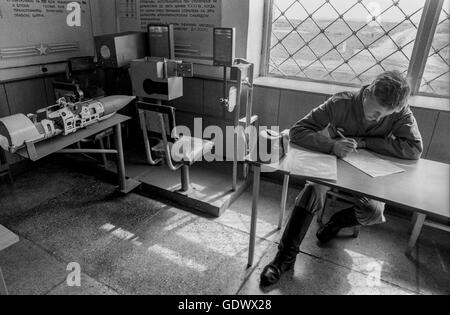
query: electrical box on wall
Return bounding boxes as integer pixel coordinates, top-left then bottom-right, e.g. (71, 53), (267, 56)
(213, 28), (236, 67)
(94, 32), (148, 68)
(129, 58), (183, 101)
(148, 24), (175, 59)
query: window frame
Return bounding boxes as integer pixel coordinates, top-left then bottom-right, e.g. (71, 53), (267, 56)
(261, 0), (448, 98)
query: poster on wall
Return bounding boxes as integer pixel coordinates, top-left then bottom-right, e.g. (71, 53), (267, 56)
(119, 0), (222, 65)
(0, 0), (94, 69)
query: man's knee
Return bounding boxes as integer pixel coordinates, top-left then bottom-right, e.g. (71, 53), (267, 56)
(354, 200), (386, 226)
(294, 183), (328, 214)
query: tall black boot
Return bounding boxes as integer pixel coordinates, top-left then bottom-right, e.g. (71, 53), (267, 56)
(316, 207), (360, 243)
(260, 205), (314, 287)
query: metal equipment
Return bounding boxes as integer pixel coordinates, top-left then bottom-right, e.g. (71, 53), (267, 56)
(123, 25), (255, 216)
(0, 95), (135, 153)
(148, 24), (175, 59)
(224, 59), (258, 190)
(130, 55), (203, 193)
(94, 32), (147, 68)
(130, 57), (193, 101)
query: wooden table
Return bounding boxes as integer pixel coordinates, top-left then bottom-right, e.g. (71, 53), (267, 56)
(246, 146), (450, 266)
(0, 225), (19, 295)
(14, 114), (140, 194)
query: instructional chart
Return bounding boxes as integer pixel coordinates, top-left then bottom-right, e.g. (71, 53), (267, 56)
(0, 0), (94, 69)
(120, 0), (222, 64)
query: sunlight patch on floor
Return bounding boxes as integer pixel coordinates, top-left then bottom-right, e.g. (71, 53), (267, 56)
(148, 244), (208, 272)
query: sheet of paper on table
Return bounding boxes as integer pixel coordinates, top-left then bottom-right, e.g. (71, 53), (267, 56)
(280, 148), (338, 182)
(343, 149), (405, 178)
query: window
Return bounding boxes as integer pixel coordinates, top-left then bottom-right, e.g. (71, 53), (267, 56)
(420, 2), (449, 96)
(264, 0), (450, 97)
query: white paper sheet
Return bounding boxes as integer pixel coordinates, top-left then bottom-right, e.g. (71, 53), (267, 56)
(343, 150), (405, 178)
(280, 148), (338, 182)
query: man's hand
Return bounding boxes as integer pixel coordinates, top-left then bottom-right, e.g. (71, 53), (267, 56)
(332, 139), (357, 158)
(354, 137), (367, 149)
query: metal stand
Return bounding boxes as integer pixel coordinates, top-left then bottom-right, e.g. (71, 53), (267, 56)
(180, 164), (190, 193)
(224, 59), (258, 191)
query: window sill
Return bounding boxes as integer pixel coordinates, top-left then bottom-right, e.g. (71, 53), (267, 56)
(254, 76), (450, 112)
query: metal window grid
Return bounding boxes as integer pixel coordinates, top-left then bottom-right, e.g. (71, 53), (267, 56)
(264, 0), (449, 97)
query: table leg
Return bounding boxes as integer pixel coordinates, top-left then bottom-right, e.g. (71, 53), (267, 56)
(248, 165), (261, 267)
(409, 212), (419, 234)
(114, 123), (126, 192)
(353, 226), (360, 238)
(406, 213), (426, 256)
(0, 266), (8, 295)
(279, 174), (290, 230)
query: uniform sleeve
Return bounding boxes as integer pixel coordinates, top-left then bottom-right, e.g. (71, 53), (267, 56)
(365, 106), (423, 160)
(289, 97), (337, 154)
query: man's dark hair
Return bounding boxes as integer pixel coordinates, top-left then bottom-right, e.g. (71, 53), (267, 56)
(368, 71), (411, 110)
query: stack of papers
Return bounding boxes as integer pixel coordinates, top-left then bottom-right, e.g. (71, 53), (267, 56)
(280, 148), (338, 182)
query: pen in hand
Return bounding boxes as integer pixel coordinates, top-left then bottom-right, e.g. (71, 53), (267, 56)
(336, 130), (358, 153)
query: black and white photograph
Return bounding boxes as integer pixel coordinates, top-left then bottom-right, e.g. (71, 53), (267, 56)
(0, 0), (448, 299)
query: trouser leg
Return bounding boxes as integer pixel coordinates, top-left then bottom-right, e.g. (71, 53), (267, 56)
(260, 183), (329, 286)
(317, 195), (386, 243)
(354, 199), (386, 226)
(278, 182), (329, 256)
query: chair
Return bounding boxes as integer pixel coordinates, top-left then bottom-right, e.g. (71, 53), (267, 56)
(136, 101), (214, 193)
(318, 189), (361, 238)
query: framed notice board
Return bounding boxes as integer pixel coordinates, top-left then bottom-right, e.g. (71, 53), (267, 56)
(0, 0), (95, 70)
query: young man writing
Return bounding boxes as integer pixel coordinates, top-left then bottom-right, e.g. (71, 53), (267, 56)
(260, 71), (423, 287)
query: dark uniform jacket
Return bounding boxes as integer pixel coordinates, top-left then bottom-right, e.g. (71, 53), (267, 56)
(289, 86), (423, 160)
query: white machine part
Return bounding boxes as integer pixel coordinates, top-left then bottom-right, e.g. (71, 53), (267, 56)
(0, 114), (44, 152)
(45, 98), (106, 136)
(0, 95), (135, 153)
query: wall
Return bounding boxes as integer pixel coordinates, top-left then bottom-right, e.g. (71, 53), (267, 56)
(90, 0), (119, 36)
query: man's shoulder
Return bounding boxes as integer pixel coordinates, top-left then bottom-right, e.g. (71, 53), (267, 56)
(330, 91), (355, 103)
(326, 91), (356, 108)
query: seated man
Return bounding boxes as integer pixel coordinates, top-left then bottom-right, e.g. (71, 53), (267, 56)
(260, 71), (423, 287)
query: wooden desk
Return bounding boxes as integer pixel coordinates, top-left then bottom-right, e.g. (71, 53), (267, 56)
(13, 114), (140, 194)
(0, 225), (19, 295)
(246, 147), (450, 266)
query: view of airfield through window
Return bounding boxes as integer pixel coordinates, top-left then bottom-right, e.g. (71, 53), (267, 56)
(268, 0), (449, 97)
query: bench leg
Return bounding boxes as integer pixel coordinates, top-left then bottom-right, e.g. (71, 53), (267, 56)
(99, 138), (108, 168)
(406, 213), (426, 257)
(0, 266), (8, 295)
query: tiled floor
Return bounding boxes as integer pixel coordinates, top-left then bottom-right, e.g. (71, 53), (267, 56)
(0, 161), (448, 295)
